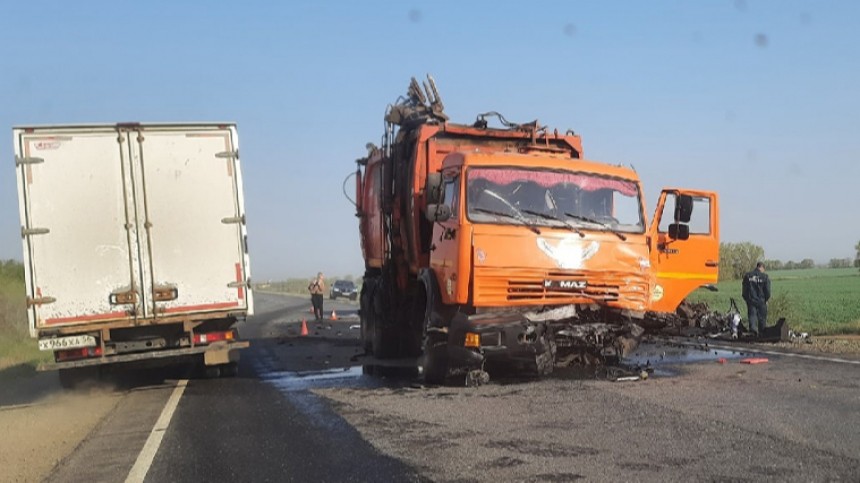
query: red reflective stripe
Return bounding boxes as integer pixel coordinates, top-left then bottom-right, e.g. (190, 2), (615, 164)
(162, 302), (239, 314)
(45, 311), (128, 325)
(235, 263), (244, 300)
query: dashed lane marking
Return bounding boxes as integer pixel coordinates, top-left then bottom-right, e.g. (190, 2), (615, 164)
(124, 379), (188, 483)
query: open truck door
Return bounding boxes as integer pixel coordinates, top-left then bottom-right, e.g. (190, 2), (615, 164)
(649, 189), (719, 313)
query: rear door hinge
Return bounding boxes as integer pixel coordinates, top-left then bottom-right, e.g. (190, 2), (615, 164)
(21, 227), (50, 237)
(227, 280), (250, 289)
(15, 156), (45, 166)
(27, 296), (56, 307)
(216, 150), (238, 159)
(221, 215), (245, 225)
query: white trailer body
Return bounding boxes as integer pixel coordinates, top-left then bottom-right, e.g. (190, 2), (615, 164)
(13, 123), (252, 371)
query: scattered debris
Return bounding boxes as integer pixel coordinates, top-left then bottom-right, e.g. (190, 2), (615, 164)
(597, 365), (647, 382)
(654, 298), (791, 343)
(740, 358), (769, 365)
(789, 330), (811, 342)
(465, 369), (490, 387)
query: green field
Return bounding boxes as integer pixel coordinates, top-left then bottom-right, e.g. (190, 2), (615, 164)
(687, 268), (860, 335)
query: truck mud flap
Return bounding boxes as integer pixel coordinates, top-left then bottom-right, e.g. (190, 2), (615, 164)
(38, 341), (250, 371)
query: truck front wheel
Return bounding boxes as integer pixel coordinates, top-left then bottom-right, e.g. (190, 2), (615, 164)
(422, 333), (449, 384)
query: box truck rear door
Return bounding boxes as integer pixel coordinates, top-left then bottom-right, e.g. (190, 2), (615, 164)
(15, 127), (142, 329)
(128, 126), (249, 318)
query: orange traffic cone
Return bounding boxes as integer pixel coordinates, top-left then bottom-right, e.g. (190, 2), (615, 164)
(331, 310), (338, 321)
(300, 319), (309, 337)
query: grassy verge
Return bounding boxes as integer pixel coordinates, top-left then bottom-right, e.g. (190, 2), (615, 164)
(0, 260), (51, 370)
(687, 268), (860, 336)
(0, 333), (49, 371)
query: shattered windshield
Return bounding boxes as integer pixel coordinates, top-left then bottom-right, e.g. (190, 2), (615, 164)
(466, 167), (644, 233)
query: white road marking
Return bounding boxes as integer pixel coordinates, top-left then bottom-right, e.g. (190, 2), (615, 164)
(125, 379), (189, 483)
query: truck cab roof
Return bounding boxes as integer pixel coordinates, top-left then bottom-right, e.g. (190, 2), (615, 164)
(441, 151), (641, 183)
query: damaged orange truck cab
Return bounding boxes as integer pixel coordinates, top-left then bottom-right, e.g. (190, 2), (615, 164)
(354, 76), (719, 383)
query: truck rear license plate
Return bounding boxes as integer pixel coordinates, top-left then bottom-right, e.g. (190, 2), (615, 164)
(38, 335), (97, 351)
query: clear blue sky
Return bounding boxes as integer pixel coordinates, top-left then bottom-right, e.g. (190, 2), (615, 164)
(1, 0), (858, 280)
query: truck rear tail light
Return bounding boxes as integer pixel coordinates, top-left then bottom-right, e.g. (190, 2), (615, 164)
(193, 330), (236, 345)
(464, 332), (481, 348)
(56, 346), (103, 362)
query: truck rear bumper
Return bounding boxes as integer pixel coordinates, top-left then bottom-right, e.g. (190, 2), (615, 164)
(38, 341), (250, 371)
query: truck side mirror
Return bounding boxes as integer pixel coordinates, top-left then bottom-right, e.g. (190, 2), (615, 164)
(425, 204), (452, 222)
(668, 223), (690, 240)
(425, 173), (443, 205)
(674, 194), (693, 223)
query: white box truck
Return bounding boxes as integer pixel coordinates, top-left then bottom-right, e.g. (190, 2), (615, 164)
(13, 123), (252, 386)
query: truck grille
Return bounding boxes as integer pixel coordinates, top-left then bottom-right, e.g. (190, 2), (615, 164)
(473, 268), (648, 309)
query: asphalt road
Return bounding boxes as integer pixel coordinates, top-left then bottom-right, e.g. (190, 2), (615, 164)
(34, 292), (860, 482)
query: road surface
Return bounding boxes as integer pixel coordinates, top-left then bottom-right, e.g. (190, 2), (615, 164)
(2, 292), (859, 482)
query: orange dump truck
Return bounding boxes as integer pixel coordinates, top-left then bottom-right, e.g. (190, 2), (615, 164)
(353, 77), (719, 383)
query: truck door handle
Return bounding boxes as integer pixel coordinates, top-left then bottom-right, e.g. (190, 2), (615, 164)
(705, 260), (719, 267)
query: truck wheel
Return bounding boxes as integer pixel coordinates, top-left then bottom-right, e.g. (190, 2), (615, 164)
(372, 318), (401, 359)
(403, 285), (428, 358)
(422, 334), (449, 385)
(360, 282), (374, 352)
(369, 281), (400, 358)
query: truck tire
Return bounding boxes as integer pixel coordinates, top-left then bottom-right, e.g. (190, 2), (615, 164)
(359, 280), (375, 352)
(422, 333), (449, 385)
(403, 285), (428, 358)
(372, 318), (401, 359)
(365, 278), (401, 359)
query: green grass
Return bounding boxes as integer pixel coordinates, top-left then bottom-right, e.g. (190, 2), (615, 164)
(0, 260), (51, 370)
(687, 267), (860, 335)
(0, 332), (48, 371)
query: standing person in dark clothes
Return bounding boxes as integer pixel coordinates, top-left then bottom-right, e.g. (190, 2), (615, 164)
(742, 262), (771, 337)
(308, 272), (326, 321)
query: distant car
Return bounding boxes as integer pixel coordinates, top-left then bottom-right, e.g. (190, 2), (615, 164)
(330, 280), (358, 300)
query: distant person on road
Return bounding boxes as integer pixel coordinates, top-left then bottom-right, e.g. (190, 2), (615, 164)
(308, 272), (326, 321)
(742, 262), (771, 337)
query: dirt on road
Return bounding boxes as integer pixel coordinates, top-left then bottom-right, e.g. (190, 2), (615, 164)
(0, 368), (123, 483)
